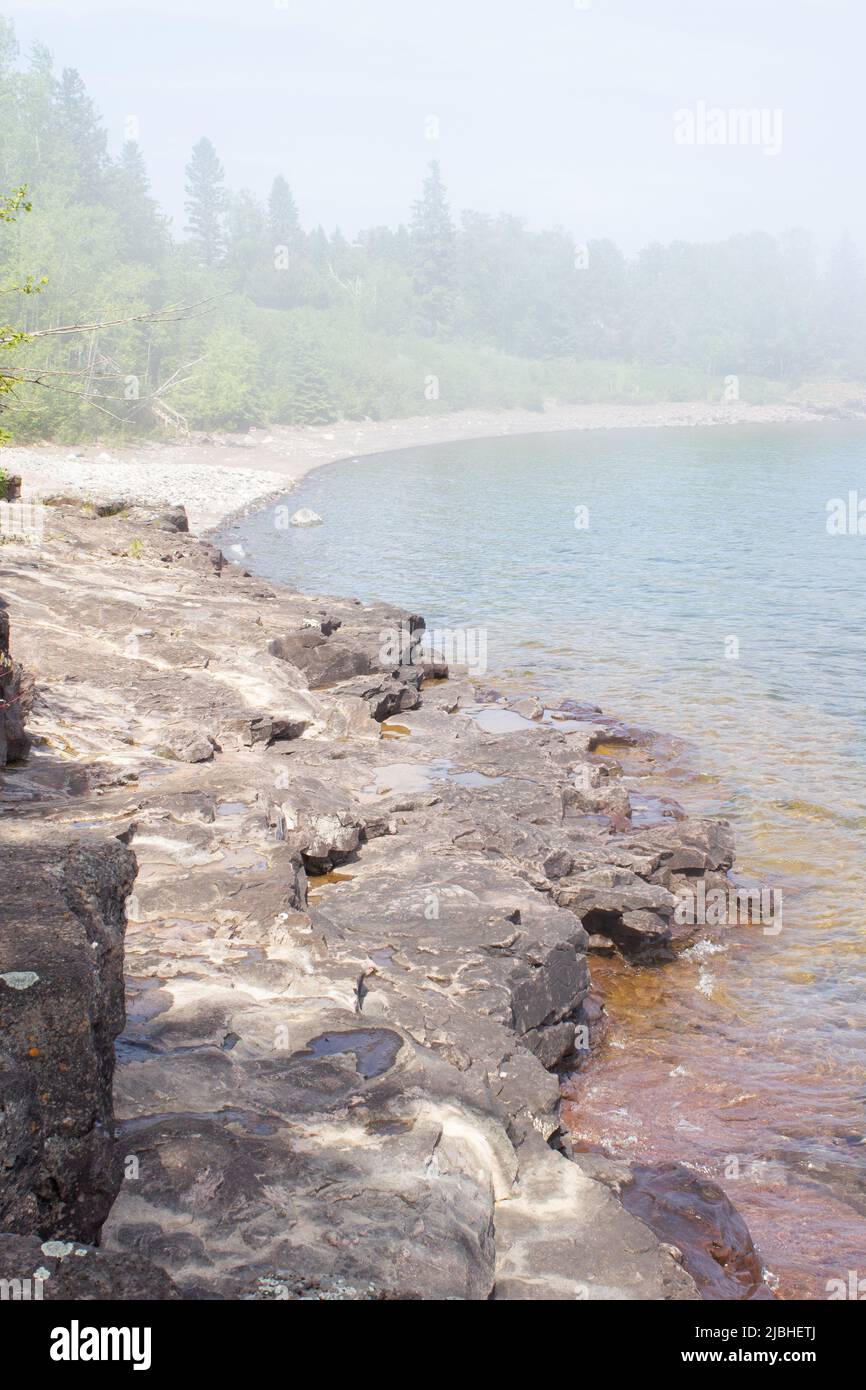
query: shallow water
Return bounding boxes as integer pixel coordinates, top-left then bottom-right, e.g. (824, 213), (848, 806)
(222, 422), (866, 1298)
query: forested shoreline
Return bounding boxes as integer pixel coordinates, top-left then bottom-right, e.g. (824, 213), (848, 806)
(0, 16), (864, 442)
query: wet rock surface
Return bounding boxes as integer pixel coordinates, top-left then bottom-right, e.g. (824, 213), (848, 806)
(0, 498), (766, 1299)
(619, 1163), (772, 1301)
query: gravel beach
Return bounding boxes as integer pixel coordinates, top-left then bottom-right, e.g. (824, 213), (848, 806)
(1, 398), (829, 534)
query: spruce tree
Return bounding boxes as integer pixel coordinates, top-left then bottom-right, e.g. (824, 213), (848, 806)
(284, 334), (335, 424)
(267, 174), (301, 252)
(57, 67), (108, 202)
(410, 160), (457, 338)
(184, 136), (226, 267)
(110, 141), (168, 264)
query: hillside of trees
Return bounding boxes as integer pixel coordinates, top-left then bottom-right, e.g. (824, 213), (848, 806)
(0, 18), (864, 441)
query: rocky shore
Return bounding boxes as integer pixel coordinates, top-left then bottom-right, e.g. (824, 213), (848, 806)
(0, 492), (771, 1300)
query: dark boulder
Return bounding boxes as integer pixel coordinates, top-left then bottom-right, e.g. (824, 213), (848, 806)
(0, 598), (30, 767)
(619, 1162), (773, 1300)
(0, 835), (136, 1243)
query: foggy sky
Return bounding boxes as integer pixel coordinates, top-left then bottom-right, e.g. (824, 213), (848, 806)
(7, 0), (864, 252)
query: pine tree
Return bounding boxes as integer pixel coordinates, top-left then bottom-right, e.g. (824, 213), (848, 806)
(57, 67), (108, 202)
(267, 174), (301, 252)
(184, 137), (226, 267)
(410, 161), (457, 338)
(173, 324), (264, 430)
(110, 141), (168, 264)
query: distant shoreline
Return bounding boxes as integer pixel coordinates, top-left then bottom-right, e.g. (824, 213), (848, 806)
(2, 397), (853, 534)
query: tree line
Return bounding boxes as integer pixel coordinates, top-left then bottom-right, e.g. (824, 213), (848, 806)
(0, 17), (863, 440)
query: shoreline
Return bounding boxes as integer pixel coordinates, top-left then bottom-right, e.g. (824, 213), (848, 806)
(3, 404), (858, 1298)
(1, 397), (842, 535)
(189, 409), (863, 1299)
(0, 492), (771, 1300)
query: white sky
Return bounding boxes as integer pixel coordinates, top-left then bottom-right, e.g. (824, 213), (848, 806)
(7, 0), (864, 252)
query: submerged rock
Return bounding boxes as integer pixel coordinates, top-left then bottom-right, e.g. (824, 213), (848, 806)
(290, 507), (323, 527)
(619, 1162), (773, 1300)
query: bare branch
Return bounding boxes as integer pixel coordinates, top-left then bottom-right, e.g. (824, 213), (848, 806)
(0, 374), (130, 423)
(17, 294), (222, 343)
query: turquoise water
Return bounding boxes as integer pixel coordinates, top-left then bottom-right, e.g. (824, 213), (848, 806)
(222, 422), (866, 1297)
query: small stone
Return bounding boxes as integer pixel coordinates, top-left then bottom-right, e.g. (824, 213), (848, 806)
(587, 934), (616, 955)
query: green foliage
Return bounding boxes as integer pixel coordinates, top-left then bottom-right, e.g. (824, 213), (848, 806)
(172, 323), (265, 430)
(0, 185), (42, 444)
(0, 17), (862, 449)
(277, 338), (337, 425)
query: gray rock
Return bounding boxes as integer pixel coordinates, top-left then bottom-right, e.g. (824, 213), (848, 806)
(322, 695), (381, 740)
(508, 696), (544, 720)
(290, 508), (323, 528)
(337, 671), (422, 721)
(156, 729), (215, 763)
(270, 777), (365, 871)
(509, 945), (590, 1035)
(104, 1011), (516, 1301)
(523, 1020), (576, 1069)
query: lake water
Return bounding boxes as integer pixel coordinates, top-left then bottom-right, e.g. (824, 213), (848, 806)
(222, 422), (866, 1299)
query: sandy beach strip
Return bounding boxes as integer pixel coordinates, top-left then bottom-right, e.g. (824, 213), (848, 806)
(0, 398), (831, 534)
